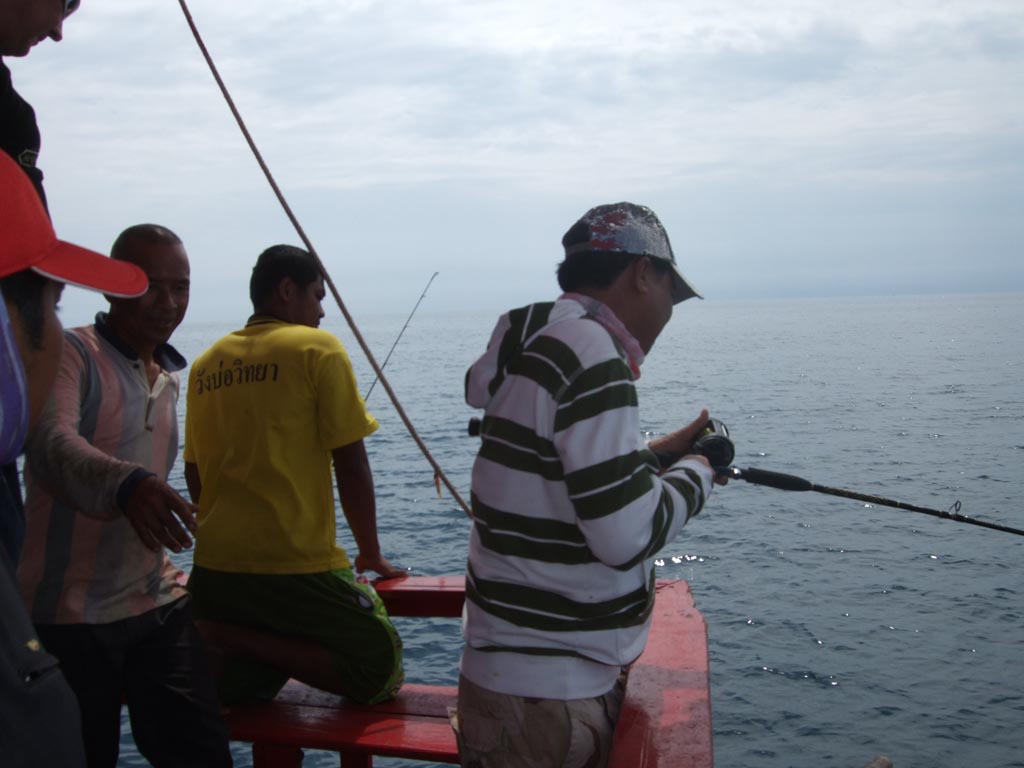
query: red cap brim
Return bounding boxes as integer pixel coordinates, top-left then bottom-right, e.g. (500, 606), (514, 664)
(31, 241), (148, 298)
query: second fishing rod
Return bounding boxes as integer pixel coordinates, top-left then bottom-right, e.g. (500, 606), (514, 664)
(657, 419), (1024, 538)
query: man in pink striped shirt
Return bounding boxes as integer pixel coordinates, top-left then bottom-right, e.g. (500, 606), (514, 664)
(18, 224), (231, 768)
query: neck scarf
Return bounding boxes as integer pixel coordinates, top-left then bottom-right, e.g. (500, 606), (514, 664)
(560, 293), (645, 379)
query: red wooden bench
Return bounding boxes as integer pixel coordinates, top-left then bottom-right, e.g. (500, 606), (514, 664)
(226, 680), (459, 767)
(224, 576), (712, 767)
(224, 577), (464, 767)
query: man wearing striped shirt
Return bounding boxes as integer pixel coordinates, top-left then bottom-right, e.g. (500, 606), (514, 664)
(456, 202), (721, 768)
(18, 224), (231, 768)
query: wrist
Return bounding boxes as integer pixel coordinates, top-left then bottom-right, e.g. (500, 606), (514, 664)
(116, 468), (156, 511)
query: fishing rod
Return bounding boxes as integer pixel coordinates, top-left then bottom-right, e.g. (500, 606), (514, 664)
(726, 466), (1024, 537)
(176, 1), (471, 517)
(365, 271), (439, 401)
(685, 421), (1024, 537)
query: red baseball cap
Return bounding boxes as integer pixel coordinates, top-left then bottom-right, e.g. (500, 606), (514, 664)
(0, 153), (147, 297)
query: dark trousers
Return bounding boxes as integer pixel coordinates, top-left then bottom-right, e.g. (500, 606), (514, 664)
(0, 544), (85, 767)
(37, 595), (232, 768)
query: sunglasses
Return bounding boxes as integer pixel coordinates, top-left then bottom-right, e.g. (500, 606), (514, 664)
(63, 0), (80, 19)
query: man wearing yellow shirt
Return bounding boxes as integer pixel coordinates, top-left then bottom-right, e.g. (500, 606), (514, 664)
(184, 244), (404, 705)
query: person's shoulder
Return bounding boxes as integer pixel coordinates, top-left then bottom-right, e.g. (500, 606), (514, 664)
(191, 329), (234, 360)
(505, 301), (619, 381)
(276, 323), (344, 350)
(258, 324), (349, 366)
(62, 324), (100, 360)
(545, 302), (618, 357)
(65, 323), (96, 340)
(188, 329), (247, 375)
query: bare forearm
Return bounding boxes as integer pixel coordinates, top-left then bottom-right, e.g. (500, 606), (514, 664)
(331, 440), (406, 577)
(334, 450), (381, 558)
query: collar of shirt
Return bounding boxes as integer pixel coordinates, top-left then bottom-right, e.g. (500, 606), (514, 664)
(559, 293), (645, 379)
(93, 312), (187, 373)
(245, 313), (288, 328)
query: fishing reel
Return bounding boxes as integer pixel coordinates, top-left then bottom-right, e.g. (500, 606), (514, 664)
(693, 418), (735, 471)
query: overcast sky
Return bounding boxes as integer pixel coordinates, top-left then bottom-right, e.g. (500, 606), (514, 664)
(12, 0), (1024, 324)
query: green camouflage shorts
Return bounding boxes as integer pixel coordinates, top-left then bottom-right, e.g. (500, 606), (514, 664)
(188, 566), (403, 705)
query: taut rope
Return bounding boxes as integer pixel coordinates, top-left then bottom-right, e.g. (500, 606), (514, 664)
(176, 0), (471, 518)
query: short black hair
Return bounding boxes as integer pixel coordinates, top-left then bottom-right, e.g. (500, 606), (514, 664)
(556, 251), (672, 294)
(0, 270), (52, 349)
(110, 224), (182, 261)
(249, 245), (322, 309)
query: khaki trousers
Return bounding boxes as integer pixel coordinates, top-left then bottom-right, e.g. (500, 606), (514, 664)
(452, 672), (626, 768)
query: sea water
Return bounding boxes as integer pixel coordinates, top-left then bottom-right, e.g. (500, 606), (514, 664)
(125, 292), (1023, 768)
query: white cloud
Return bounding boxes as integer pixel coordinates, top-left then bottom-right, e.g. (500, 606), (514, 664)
(8, 0), (1022, 322)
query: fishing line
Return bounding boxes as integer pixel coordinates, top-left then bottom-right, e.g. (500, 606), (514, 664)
(727, 466), (1024, 537)
(176, 1), (471, 518)
(365, 272), (439, 401)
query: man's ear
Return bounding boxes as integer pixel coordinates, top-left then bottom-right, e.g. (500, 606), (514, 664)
(632, 256), (653, 295)
(276, 276), (296, 302)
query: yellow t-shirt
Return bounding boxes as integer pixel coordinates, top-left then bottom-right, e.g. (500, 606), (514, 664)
(184, 318), (379, 574)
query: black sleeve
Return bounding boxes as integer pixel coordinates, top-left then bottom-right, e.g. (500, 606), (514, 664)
(0, 60), (47, 210)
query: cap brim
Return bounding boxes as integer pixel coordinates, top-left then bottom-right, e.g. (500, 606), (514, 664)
(31, 241), (148, 298)
(670, 266), (702, 304)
